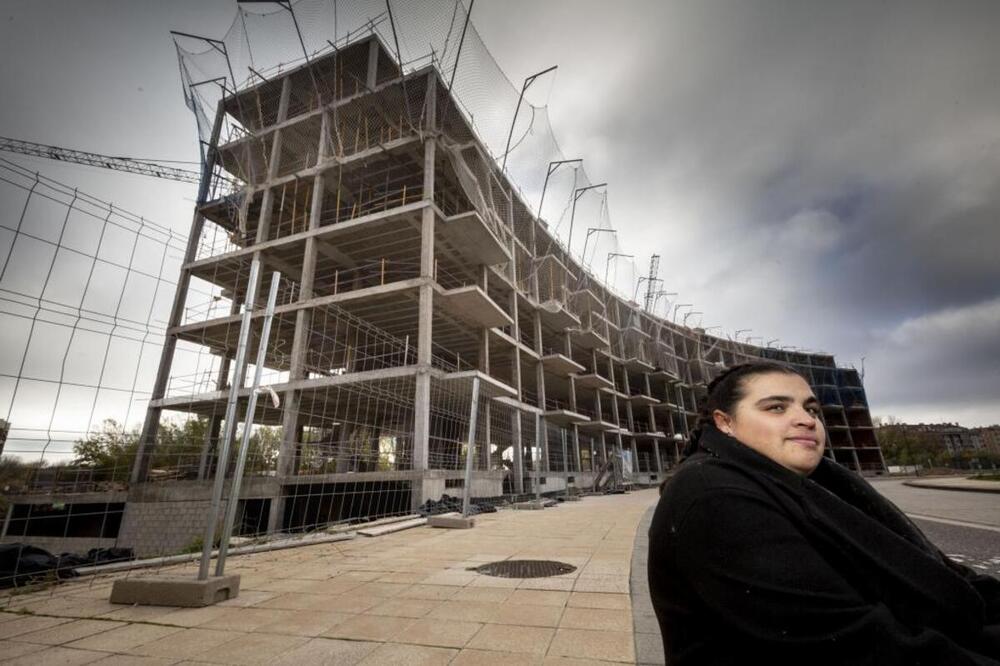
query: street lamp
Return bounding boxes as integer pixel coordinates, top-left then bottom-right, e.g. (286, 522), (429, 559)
(537, 158), (582, 221)
(682, 310), (703, 327)
(735, 328), (750, 342)
(673, 303), (692, 322)
(568, 183), (607, 254)
(604, 252), (633, 291)
(703, 325), (721, 334)
(502, 65), (558, 174)
(767, 339), (780, 347)
(581, 227), (616, 266)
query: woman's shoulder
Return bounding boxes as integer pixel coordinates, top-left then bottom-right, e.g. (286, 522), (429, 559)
(661, 451), (763, 501)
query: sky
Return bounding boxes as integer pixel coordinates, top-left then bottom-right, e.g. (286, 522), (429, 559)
(1, 0), (998, 431)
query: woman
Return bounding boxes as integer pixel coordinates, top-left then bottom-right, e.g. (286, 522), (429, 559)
(648, 362), (1000, 665)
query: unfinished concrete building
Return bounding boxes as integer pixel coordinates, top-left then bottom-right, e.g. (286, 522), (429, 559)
(2, 35), (884, 557)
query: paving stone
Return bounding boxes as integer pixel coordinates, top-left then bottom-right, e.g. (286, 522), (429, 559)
(560, 606), (633, 632)
(0, 640), (49, 660)
(548, 628), (635, 663)
(367, 598), (441, 619)
(193, 631), (308, 665)
(0, 614), (71, 640)
(4, 645), (107, 666)
(507, 589), (570, 607)
(566, 592), (631, 610)
(393, 617), (483, 648)
(450, 586), (512, 603)
(427, 600), (496, 623)
(325, 613), (415, 642)
(489, 602), (564, 627)
(451, 648), (543, 665)
(268, 637), (379, 665)
(357, 642), (456, 665)
(259, 609), (354, 636)
(128, 627), (243, 660)
(398, 585), (459, 601)
(15, 619), (125, 646)
(466, 623), (554, 655)
(90, 654), (176, 665)
(65, 622), (182, 652)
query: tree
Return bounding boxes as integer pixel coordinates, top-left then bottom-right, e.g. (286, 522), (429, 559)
(874, 419), (947, 468)
(72, 419), (137, 482)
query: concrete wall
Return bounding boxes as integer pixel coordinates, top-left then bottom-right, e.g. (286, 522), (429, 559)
(117, 499), (213, 558)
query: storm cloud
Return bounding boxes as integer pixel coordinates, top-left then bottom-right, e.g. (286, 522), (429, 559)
(475, 0), (1000, 424)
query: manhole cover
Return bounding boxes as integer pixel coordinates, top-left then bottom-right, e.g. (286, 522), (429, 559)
(471, 559), (577, 578)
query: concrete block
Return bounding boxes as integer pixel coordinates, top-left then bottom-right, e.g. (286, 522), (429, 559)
(357, 517), (427, 536)
(427, 512), (475, 529)
(513, 500), (546, 510)
(110, 574), (240, 607)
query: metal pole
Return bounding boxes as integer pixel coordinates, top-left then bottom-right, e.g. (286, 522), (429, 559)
(461, 376), (481, 517)
(581, 227), (615, 268)
(604, 253), (633, 292)
(537, 158), (581, 220)
(198, 259), (260, 580)
(215, 271), (281, 576)
(567, 183), (606, 255)
(502, 66), (557, 173)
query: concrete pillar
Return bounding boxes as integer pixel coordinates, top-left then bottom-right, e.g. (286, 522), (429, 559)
(653, 440), (663, 473)
(572, 424), (582, 472)
(509, 288), (524, 494)
(412, 73), (437, 508)
(132, 102), (227, 484)
(366, 38), (379, 89)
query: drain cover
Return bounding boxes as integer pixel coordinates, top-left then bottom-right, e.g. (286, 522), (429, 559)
(471, 559), (577, 578)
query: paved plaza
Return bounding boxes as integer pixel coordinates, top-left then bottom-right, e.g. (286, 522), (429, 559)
(0, 490), (660, 665)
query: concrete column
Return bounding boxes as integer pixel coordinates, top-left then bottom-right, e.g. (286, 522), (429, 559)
(572, 425), (582, 472)
(533, 312), (549, 471)
(509, 288), (524, 494)
(132, 101), (227, 484)
(268, 106), (326, 532)
(412, 74), (437, 506)
(653, 440), (663, 473)
(366, 38), (379, 89)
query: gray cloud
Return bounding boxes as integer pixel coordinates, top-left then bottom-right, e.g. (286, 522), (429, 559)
(1, 0), (997, 425)
(476, 0), (1000, 424)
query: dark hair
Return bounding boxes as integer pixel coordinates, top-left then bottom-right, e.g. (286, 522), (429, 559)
(685, 361), (806, 455)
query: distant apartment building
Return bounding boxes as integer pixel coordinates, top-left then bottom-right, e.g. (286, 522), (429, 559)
(898, 422), (982, 456)
(970, 425), (1000, 454)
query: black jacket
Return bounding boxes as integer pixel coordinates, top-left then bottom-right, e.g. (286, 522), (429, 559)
(648, 425), (1000, 665)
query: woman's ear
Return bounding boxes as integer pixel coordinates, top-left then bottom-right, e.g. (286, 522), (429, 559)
(713, 410), (733, 435)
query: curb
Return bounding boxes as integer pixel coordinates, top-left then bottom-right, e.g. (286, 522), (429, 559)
(902, 481), (1000, 495)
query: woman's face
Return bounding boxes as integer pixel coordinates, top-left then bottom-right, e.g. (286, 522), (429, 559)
(713, 372), (826, 476)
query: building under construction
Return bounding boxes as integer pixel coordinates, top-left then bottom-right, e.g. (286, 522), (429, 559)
(1, 32), (883, 558)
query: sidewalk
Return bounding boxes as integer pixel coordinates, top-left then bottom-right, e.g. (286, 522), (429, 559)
(903, 477), (1000, 494)
(0, 489), (660, 665)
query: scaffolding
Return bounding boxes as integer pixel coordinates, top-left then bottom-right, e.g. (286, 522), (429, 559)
(0, 1), (884, 582)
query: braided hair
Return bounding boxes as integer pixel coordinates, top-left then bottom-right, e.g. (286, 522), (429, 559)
(684, 361), (806, 456)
